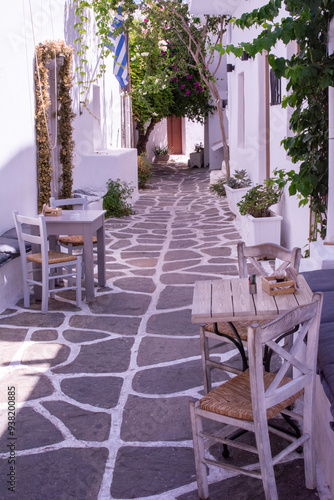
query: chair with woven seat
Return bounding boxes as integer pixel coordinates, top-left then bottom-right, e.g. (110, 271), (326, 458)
(13, 211), (82, 314)
(191, 292), (323, 500)
(49, 196), (98, 254)
(201, 242), (302, 393)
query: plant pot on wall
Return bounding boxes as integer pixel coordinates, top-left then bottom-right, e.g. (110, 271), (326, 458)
(154, 154), (170, 162)
(225, 184), (250, 217)
(240, 211), (283, 246)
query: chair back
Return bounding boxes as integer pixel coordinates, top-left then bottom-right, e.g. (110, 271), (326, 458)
(13, 211), (49, 270)
(237, 241), (301, 278)
(247, 292), (322, 417)
(50, 196), (88, 210)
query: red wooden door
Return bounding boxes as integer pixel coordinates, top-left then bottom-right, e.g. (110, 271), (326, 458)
(167, 116), (182, 154)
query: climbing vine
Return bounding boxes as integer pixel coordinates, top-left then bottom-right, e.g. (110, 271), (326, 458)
(34, 40), (75, 212)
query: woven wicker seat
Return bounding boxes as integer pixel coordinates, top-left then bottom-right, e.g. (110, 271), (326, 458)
(13, 211), (82, 314)
(201, 242), (302, 393)
(57, 235), (98, 246)
(191, 294), (323, 500)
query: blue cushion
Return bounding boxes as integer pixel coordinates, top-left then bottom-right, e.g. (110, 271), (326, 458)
(0, 252), (12, 268)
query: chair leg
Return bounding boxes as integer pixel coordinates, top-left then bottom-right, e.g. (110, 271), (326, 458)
(76, 257), (82, 308)
(41, 268), (49, 314)
(303, 387), (316, 489)
(200, 325), (212, 394)
(254, 419), (278, 500)
(190, 400), (209, 500)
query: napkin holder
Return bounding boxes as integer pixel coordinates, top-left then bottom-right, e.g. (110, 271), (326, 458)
(262, 275), (296, 296)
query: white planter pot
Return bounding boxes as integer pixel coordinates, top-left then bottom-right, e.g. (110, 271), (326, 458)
(225, 184), (250, 217)
(240, 211), (283, 246)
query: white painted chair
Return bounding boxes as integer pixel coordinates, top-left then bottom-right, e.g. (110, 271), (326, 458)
(13, 211), (82, 314)
(202, 242), (302, 393)
(190, 293), (323, 500)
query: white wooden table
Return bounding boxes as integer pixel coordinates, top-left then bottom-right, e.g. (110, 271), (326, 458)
(45, 210), (106, 302)
(192, 275), (313, 324)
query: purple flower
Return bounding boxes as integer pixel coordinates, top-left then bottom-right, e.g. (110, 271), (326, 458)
(187, 75), (193, 79)
(180, 84), (185, 89)
(185, 89), (191, 96)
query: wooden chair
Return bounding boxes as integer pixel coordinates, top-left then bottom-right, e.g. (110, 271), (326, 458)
(202, 242), (302, 393)
(13, 211), (82, 314)
(49, 196), (97, 254)
(190, 293), (323, 500)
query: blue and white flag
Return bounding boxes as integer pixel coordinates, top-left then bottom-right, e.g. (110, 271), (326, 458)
(107, 7), (129, 88)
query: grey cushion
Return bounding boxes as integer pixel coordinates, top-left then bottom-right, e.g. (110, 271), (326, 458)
(0, 252), (12, 268)
(0, 237), (20, 256)
(302, 269), (334, 292)
(320, 291), (334, 324)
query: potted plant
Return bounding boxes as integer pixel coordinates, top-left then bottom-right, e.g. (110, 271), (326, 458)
(224, 169), (252, 216)
(189, 142), (204, 168)
(237, 179), (283, 245)
(153, 145), (170, 162)
(209, 169), (252, 216)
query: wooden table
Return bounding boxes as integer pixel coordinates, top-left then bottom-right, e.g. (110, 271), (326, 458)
(45, 210), (106, 302)
(192, 275), (313, 324)
(192, 275), (313, 389)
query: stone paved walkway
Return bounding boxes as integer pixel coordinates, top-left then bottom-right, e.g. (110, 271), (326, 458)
(0, 164), (331, 500)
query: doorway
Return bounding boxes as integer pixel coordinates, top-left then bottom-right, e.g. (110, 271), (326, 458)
(167, 116), (182, 154)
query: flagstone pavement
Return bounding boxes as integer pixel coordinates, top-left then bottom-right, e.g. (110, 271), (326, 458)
(0, 163), (331, 500)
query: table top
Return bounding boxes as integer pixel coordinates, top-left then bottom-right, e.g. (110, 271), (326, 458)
(44, 210), (106, 224)
(191, 275), (313, 324)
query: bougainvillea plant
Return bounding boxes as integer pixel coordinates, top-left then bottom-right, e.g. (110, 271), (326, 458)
(34, 40), (75, 212)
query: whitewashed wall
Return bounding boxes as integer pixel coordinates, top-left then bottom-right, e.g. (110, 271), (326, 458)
(0, 0), (137, 237)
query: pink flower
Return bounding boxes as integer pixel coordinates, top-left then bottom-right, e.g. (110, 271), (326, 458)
(187, 75), (193, 79)
(185, 89), (190, 96)
(144, 18), (147, 22)
(180, 84), (185, 89)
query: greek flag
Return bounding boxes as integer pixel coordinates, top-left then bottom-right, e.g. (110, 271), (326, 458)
(107, 7), (129, 88)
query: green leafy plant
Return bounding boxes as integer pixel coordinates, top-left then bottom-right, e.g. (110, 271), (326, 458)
(209, 177), (227, 197)
(194, 142), (204, 153)
(103, 179), (135, 218)
(237, 179), (283, 218)
(227, 169), (251, 189)
(210, 170), (251, 197)
(153, 145), (170, 156)
(138, 155), (151, 189)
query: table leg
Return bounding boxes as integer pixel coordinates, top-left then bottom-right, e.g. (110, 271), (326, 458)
(96, 219), (106, 287)
(83, 226), (95, 302)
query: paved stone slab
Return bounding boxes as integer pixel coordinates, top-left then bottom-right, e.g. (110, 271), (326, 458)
(0, 448), (108, 499)
(63, 329), (110, 343)
(146, 309), (198, 336)
(202, 247), (232, 256)
(160, 272), (236, 285)
(110, 446), (195, 498)
(61, 376), (123, 408)
(169, 239), (199, 249)
(0, 406), (63, 451)
(156, 286), (193, 309)
(88, 292), (151, 316)
(0, 327), (27, 364)
(164, 250), (202, 261)
(53, 338), (134, 374)
(0, 367), (54, 403)
(113, 277), (156, 293)
(120, 251), (161, 258)
(69, 315), (141, 335)
(43, 401), (111, 441)
(131, 269), (156, 276)
(137, 337), (201, 366)
(0, 312), (65, 327)
(31, 329), (58, 341)
(21, 343), (70, 370)
(121, 395), (193, 441)
(162, 260), (202, 272)
(132, 359), (229, 394)
(124, 257), (158, 268)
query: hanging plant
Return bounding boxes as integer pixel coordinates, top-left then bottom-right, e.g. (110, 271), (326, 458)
(34, 40), (75, 212)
